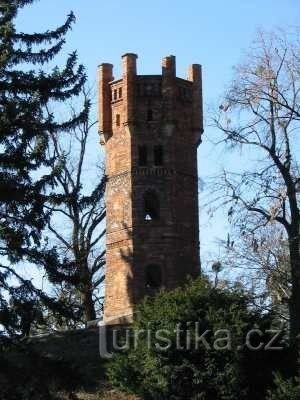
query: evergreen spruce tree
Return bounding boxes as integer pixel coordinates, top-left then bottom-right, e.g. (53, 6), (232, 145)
(0, 0), (88, 336)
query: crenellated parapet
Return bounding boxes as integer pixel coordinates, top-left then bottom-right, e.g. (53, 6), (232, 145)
(98, 54), (203, 145)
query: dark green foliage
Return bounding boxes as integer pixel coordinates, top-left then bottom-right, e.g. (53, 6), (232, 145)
(267, 373), (300, 400)
(0, 0), (87, 336)
(108, 278), (289, 400)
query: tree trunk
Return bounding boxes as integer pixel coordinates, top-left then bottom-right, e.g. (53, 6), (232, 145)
(78, 259), (97, 323)
(288, 226), (300, 366)
(81, 288), (96, 323)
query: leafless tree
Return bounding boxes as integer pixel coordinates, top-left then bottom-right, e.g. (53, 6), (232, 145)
(212, 225), (290, 320)
(45, 89), (106, 324)
(210, 29), (300, 347)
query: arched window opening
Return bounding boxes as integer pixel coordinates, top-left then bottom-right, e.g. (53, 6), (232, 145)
(154, 145), (163, 166)
(116, 114), (121, 127)
(147, 109), (153, 121)
(144, 190), (160, 221)
(145, 264), (162, 293)
(138, 145), (148, 166)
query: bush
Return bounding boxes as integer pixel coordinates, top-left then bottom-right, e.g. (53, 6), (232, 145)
(108, 278), (290, 400)
(267, 373), (300, 400)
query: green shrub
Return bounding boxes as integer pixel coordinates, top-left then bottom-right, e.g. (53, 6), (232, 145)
(267, 373), (300, 400)
(108, 278), (289, 400)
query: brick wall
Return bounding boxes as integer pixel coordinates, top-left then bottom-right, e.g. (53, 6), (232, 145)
(98, 54), (203, 324)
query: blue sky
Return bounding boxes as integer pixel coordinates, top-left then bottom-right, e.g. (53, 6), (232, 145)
(17, 0), (300, 92)
(17, 0), (300, 271)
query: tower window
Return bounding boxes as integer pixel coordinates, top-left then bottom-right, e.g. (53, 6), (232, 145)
(116, 114), (121, 127)
(138, 145), (148, 166)
(145, 264), (162, 293)
(144, 190), (160, 220)
(118, 87), (122, 98)
(113, 89), (118, 100)
(145, 85), (153, 96)
(154, 145), (163, 166)
(147, 109), (153, 121)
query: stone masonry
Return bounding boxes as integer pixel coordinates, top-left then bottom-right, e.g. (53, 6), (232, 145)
(98, 54), (203, 324)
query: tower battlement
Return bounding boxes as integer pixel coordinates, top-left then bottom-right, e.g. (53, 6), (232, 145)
(98, 54), (203, 147)
(98, 54), (203, 325)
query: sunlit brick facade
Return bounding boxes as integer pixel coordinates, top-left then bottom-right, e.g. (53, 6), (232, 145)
(98, 54), (203, 324)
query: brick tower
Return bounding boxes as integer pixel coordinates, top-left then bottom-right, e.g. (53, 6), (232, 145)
(98, 54), (203, 324)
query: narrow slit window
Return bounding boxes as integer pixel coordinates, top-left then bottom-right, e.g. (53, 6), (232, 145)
(116, 114), (120, 127)
(144, 190), (160, 221)
(154, 145), (163, 166)
(147, 109), (153, 121)
(118, 87), (122, 98)
(138, 145), (148, 166)
(113, 89), (118, 100)
(145, 264), (162, 293)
